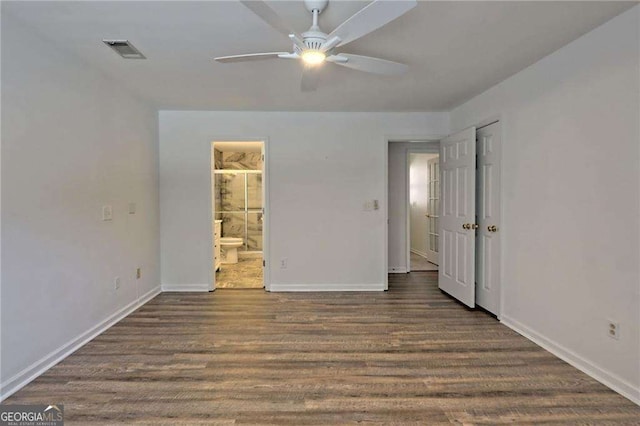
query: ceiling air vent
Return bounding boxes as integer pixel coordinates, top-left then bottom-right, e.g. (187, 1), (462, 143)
(103, 40), (146, 59)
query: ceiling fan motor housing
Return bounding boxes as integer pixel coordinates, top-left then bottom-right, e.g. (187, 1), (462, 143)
(304, 0), (328, 13)
(302, 29), (327, 51)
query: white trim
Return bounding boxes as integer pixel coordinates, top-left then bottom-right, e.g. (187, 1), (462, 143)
(269, 283), (386, 292)
(410, 249), (429, 258)
(383, 139), (389, 290)
(263, 138), (271, 291)
(0, 285), (161, 401)
(501, 315), (640, 405)
(161, 283), (210, 292)
(388, 267), (408, 274)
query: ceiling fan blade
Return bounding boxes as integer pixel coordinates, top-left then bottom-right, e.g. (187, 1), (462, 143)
(240, 0), (304, 40)
(328, 54), (408, 75)
(328, 0), (417, 47)
(214, 52), (289, 63)
(301, 65), (321, 92)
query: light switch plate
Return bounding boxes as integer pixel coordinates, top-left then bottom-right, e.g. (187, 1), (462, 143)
(102, 205), (113, 221)
(128, 203), (136, 214)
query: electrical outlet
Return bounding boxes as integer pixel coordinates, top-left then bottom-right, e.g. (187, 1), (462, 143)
(280, 258), (287, 269)
(114, 277), (121, 290)
(136, 268), (141, 279)
(607, 320), (620, 340)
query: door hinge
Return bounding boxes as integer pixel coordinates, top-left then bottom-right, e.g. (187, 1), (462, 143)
(263, 260), (266, 267)
(261, 154), (264, 161)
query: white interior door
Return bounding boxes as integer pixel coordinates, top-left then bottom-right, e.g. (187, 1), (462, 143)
(438, 127), (476, 307)
(475, 122), (501, 314)
(261, 143), (266, 289)
(426, 157), (440, 265)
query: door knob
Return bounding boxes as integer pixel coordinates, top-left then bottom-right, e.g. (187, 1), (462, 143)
(488, 225), (498, 232)
(471, 224), (479, 230)
(462, 223), (469, 230)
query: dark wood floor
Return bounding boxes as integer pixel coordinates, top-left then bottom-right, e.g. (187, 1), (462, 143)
(5, 272), (640, 424)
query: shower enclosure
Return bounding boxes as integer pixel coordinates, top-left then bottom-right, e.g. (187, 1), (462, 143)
(214, 170), (263, 252)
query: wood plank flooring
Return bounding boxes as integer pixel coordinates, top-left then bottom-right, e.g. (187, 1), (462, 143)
(4, 272), (639, 424)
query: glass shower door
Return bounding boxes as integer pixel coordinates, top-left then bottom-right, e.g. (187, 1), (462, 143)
(215, 170), (262, 252)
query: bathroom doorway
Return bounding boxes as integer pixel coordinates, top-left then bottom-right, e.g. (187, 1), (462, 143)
(408, 152), (439, 272)
(211, 140), (266, 289)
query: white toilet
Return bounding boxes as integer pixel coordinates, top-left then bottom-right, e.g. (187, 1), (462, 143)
(220, 237), (244, 264)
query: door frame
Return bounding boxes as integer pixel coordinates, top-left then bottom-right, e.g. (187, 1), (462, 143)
(384, 135), (444, 290)
(209, 137), (270, 292)
(473, 115), (505, 318)
(406, 147), (440, 273)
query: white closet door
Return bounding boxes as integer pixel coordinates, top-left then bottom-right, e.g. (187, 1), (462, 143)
(438, 127), (476, 307)
(475, 122), (501, 315)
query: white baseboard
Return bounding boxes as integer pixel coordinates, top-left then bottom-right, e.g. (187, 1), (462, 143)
(410, 249), (429, 258)
(0, 285), (161, 401)
(161, 283), (210, 292)
(388, 267), (407, 273)
(269, 283), (385, 292)
(501, 315), (640, 406)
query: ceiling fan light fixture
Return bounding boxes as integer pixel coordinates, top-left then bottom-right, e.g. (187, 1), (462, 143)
(301, 50), (326, 65)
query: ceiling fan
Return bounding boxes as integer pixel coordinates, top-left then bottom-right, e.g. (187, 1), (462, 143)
(214, 0), (417, 91)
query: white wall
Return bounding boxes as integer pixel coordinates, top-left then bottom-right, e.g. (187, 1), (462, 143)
(1, 14), (160, 398)
(409, 153), (437, 257)
(388, 143), (440, 272)
(451, 6), (640, 403)
(159, 112), (448, 291)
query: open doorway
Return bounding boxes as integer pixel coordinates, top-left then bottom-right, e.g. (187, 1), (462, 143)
(387, 140), (439, 278)
(211, 140), (265, 289)
(409, 152), (439, 272)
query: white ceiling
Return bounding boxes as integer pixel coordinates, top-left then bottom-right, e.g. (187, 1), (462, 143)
(4, 1), (635, 111)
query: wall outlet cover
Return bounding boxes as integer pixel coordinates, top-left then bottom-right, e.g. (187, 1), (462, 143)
(607, 320), (620, 340)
